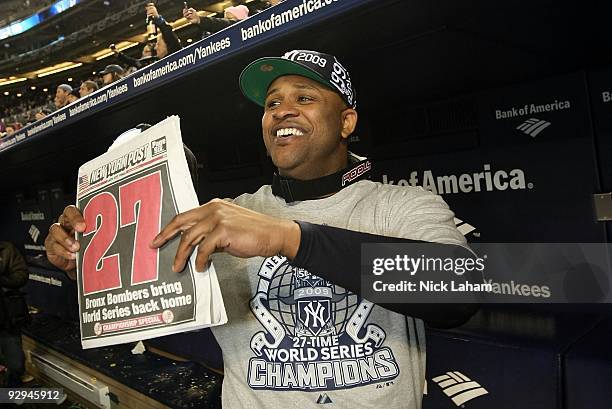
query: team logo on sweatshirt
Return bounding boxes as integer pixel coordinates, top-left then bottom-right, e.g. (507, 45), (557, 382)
(247, 256), (399, 391)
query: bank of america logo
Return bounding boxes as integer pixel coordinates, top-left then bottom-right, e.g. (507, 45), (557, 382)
(433, 371), (488, 406)
(516, 118), (551, 137)
(316, 393), (333, 404)
(454, 217), (477, 237)
(29, 224), (41, 243)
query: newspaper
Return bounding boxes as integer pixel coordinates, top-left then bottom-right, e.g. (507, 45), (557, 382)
(75, 116), (226, 348)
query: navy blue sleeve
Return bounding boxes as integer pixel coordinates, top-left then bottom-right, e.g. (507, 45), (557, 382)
(291, 221), (479, 328)
(154, 16), (182, 54)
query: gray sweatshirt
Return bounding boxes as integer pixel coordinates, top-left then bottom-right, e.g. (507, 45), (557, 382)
(210, 180), (466, 408)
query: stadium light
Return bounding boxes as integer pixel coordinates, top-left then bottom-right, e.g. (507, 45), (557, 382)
(0, 77), (27, 86)
(36, 62), (83, 77)
(171, 18), (191, 30)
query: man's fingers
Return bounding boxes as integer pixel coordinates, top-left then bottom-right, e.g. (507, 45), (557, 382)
(194, 247), (212, 272)
(150, 214), (184, 248)
(46, 238), (77, 260)
(62, 205), (86, 232)
(194, 229), (227, 272)
(48, 223), (79, 252)
(45, 207), (83, 273)
(45, 227), (78, 272)
(172, 226), (207, 272)
(151, 205), (216, 248)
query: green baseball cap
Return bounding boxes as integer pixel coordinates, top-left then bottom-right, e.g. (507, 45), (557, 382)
(239, 49), (356, 108)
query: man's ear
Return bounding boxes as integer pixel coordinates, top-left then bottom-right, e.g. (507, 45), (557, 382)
(340, 108), (358, 140)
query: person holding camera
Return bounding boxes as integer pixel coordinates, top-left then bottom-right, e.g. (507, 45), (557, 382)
(0, 241), (29, 387)
(145, 2), (181, 58)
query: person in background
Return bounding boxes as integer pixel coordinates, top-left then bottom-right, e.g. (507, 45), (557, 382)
(224, 5), (250, 20)
(34, 108), (51, 122)
(66, 88), (80, 105)
(4, 126), (14, 137)
(111, 43), (157, 71)
(0, 241), (29, 388)
(54, 84), (72, 110)
(99, 64), (125, 85)
(183, 4), (250, 39)
(142, 43), (154, 58)
(251, 0), (284, 14)
(24, 110), (36, 126)
(79, 80), (99, 97)
(145, 3), (181, 58)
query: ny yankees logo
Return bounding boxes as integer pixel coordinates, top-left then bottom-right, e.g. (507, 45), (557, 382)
(302, 301), (327, 327)
(247, 256), (400, 391)
(298, 300), (331, 335)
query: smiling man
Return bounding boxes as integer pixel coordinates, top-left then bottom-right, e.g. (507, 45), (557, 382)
(45, 50), (475, 408)
(261, 74), (355, 181)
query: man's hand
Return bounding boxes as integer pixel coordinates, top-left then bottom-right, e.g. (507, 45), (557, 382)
(182, 7), (201, 24)
(145, 3), (160, 19)
(44, 205), (86, 280)
(150, 199), (301, 272)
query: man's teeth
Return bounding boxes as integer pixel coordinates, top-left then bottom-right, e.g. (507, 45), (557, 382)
(276, 128), (304, 137)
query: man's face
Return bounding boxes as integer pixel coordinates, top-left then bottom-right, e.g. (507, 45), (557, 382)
(262, 75), (357, 179)
(54, 96), (62, 108)
(35, 112), (45, 121)
(155, 34), (168, 58)
(79, 83), (92, 97)
(5, 126), (14, 136)
(102, 73), (113, 85)
(142, 44), (153, 58)
(55, 87), (68, 104)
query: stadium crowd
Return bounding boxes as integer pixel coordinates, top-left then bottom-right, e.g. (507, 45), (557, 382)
(0, 1), (282, 138)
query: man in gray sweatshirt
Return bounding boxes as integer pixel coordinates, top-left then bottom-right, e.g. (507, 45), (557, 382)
(46, 50), (476, 408)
